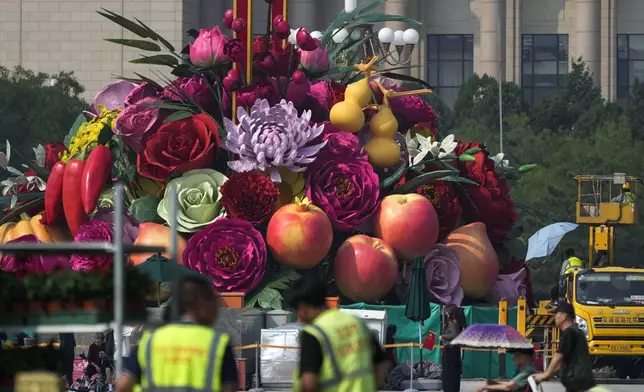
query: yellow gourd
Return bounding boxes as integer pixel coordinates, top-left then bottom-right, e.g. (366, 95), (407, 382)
(329, 100), (365, 133)
(369, 104), (398, 138)
(364, 137), (401, 168)
(0, 213), (71, 243)
(344, 78), (372, 108)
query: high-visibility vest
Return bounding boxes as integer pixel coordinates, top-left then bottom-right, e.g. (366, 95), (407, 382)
(623, 192), (635, 205)
(293, 309), (377, 392)
(563, 256), (583, 276)
(137, 324), (229, 392)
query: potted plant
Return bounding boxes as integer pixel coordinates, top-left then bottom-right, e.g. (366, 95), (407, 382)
(23, 274), (47, 312)
(54, 270), (81, 310)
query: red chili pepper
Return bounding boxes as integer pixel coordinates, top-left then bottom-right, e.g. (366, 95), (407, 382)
(44, 161), (66, 225)
(63, 159), (89, 236)
(81, 145), (113, 215)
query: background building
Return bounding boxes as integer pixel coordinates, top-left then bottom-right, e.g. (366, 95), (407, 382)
(0, 0), (641, 106)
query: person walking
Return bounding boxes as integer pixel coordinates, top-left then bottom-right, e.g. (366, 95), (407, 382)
(533, 302), (596, 392)
(115, 276), (238, 392)
(441, 304), (467, 392)
(287, 280), (389, 392)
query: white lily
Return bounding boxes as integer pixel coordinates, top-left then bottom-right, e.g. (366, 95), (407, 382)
(491, 152), (510, 170)
(0, 139), (10, 168)
(429, 134), (458, 158)
(406, 132), (434, 170)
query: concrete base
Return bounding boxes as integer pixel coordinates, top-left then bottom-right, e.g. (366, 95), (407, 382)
(401, 378), (442, 391)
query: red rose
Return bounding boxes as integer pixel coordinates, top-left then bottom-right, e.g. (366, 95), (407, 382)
(137, 113), (220, 182)
(454, 141), (518, 243)
(252, 36), (300, 77)
(220, 172), (280, 225)
(44, 143), (66, 170)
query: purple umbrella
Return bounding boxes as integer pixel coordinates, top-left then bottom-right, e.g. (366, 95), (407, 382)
(451, 324), (532, 349)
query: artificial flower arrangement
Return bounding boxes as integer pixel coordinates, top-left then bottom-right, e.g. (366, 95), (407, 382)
(0, 0), (537, 310)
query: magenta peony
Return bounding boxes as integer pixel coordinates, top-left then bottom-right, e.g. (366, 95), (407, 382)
(299, 41), (330, 74)
(114, 97), (161, 152)
(305, 155), (380, 231)
(0, 235), (70, 273)
(124, 83), (158, 106)
(93, 207), (140, 245)
(70, 220), (113, 271)
(182, 218), (267, 293)
(424, 244), (463, 306)
(317, 121), (363, 159)
(189, 26), (231, 67)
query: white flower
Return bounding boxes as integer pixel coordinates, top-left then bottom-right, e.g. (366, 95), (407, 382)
(491, 153), (510, 170)
(0, 139), (10, 168)
(406, 131), (433, 170)
(32, 145), (46, 168)
(429, 134), (457, 158)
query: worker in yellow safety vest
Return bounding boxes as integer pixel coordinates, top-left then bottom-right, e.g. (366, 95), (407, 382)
(287, 280), (390, 392)
(610, 183), (635, 205)
(558, 248), (584, 298)
(115, 276), (238, 392)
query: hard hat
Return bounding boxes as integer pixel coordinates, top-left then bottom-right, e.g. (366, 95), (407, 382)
(622, 183), (631, 191)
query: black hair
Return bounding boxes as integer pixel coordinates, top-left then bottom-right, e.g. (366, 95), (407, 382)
(555, 301), (575, 320)
(286, 279), (327, 309)
(443, 304), (467, 331)
(550, 286), (559, 301)
(565, 248), (575, 258)
(174, 275), (216, 315)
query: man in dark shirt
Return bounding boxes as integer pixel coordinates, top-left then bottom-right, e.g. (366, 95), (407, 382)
(533, 302), (596, 392)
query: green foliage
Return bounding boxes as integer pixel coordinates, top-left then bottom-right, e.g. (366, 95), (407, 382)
(129, 195), (161, 222)
(440, 60), (644, 298)
(246, 268), (300, 310)
(0, 66), (87, 163)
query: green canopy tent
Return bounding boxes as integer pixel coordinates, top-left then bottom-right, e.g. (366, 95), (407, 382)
(135, 254), (211, 306)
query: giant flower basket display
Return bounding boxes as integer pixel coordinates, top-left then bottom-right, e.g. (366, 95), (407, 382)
(0, 0), (537, 309)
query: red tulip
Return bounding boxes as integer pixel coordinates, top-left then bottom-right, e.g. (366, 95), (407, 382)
(273, 14), (284, 27)
(223, 9), (234, 29)
(232, 18), (246, 33)
(297, 29), (318, 51)
(223, 69), (242, 91)
(275, 20), (290, 39)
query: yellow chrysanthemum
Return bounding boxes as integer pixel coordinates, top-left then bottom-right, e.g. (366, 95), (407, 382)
(275, 168), (306, 207)
(60, 106), (121, 162)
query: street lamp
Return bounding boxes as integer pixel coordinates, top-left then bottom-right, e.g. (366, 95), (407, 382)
(326, 25), (419, 66)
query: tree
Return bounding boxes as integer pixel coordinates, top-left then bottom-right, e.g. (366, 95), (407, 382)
(530, 59), (603, 134)
(0, 66), (87, 163)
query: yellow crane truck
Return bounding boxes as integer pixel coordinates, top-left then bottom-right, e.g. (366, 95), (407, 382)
(528, 174), (644, 379)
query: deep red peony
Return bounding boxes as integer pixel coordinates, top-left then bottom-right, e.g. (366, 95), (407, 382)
(137, 113), (220, 182)
(220, 172), (280, 225)
(454, 141), (518, 243)
(44, 143), (66, 170)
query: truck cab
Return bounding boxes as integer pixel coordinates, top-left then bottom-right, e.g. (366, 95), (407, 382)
(563, 266), (644, 378)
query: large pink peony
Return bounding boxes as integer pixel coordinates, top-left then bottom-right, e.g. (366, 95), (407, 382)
(0, 235), (70, 272)
(182, 218), (266, 293)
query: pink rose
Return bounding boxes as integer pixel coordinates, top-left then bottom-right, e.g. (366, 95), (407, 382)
(189, 26), (231, 67)
(114, 97), (161, 152)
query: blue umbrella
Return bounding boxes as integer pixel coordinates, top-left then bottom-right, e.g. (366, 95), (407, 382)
(525, 222), (579, 261)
